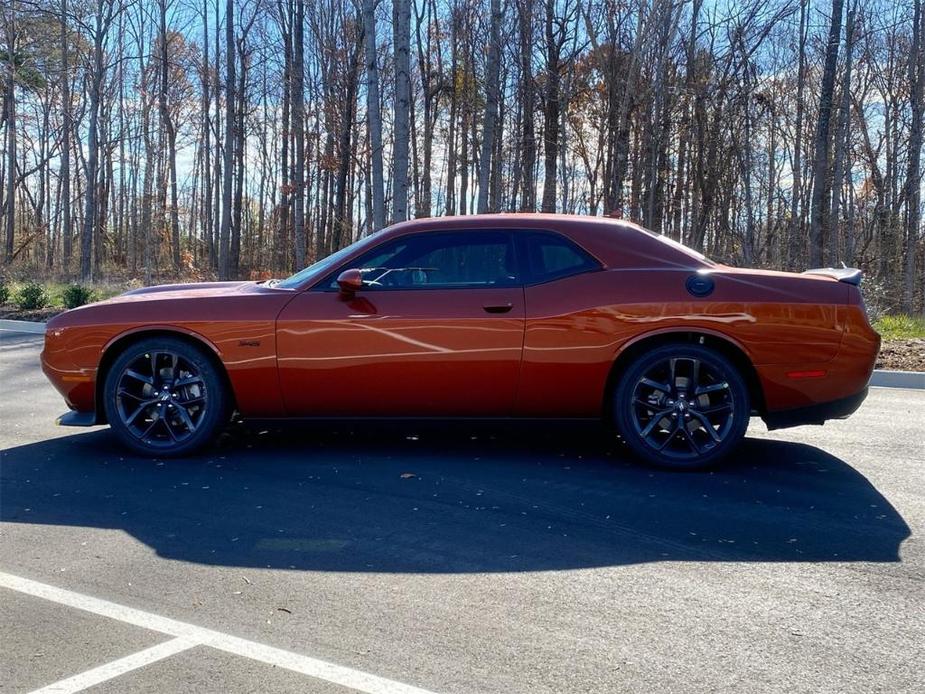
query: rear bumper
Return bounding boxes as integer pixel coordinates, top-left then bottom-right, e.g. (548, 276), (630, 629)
(761, 387), (868, 430)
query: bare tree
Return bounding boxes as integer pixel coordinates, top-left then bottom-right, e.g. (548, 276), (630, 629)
(0, 0), (921, 315)
(808, 0), (844, 268)
(392, 0), (411, 222)
(79, 0), (118, 280)
(361, 0), (385, 230)
(293, 0), (306, 266)
(476, 0), (502, 213)
(3, 0), (17, 262)
(904, 0), (923, 312)
(219, 0), (235, 279)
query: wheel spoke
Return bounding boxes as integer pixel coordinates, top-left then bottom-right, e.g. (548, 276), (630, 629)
(139, 417), (159, 440)
(174, 404), (196, 433)
(176, 395), (204, 406)
(680, 424), (703, 453)
(697, 402), (732, 416)
(695, 382), (728, 395)
(641, 410), (674, 437)
(124, 401), (154, 426)
(175, 375), (203, 388)
(124, 369), (153, 385)
(690, 358), (701, 392)
(657, 419), (683, 450)
(690, 411), (722, 442)
(640, 377), (671, 394)
(163, 413), (178, 441)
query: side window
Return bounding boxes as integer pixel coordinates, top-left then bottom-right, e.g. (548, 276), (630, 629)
(324, 231), (518, 289)
(521, 232), (599, 284)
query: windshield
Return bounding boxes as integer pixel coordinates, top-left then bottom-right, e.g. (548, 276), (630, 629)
(276, 236), (373, 289)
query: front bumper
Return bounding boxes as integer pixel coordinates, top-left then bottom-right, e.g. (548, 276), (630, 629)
(761, 387), (869, 430)
(56, 410), (99, 427)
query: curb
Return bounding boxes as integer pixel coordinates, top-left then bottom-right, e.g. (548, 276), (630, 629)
(1, 318), (923, 389)
(869, 370), (925, 390)
(0, 319), (46, 334)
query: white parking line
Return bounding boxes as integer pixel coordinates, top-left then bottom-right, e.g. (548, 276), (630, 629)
(0, 570), (438, 694)
(29, 638), (196, 694)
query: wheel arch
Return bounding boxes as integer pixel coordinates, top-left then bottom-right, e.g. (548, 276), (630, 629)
(603, 329), (766, 419)
(95, 327), (235, 424)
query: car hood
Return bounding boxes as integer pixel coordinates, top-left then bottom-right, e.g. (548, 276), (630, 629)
(46, 281), (263, 329)
(114, 281), (257, 301)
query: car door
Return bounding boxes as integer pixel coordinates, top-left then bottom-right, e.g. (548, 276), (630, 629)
(276, 230), (526, 417)
(514, 230), (610, 418)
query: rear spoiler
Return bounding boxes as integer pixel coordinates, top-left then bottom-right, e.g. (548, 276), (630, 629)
(802, 266), (862, 286)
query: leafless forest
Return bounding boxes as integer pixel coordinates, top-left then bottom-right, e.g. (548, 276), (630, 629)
(1, 0), (923, 312)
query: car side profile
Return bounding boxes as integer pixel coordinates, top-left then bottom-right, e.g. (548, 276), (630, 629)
(41, 214), (880, 469)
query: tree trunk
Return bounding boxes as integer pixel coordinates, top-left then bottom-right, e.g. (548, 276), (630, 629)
(906, 0), (924, 313)
(808, 0), (844, 268)
(788, 0), (808, 270)
(540, 0), (560, 213)
(219, 0), (235, 279)
(201, 0), (213, 270)
(362, 0), (385, 231)
(517, 0), (536, 211)
(292, 0), (306, 267)
(828, 3), (856, 266)
(4, 1), (15, 263)
(476, 0), (502, 213)
(81, 2), (113, 281)
(333, 30), (362, 250)
(157, 0), (180, 273)
(59, 0), (73, 268)
(392, 0), (411, 222)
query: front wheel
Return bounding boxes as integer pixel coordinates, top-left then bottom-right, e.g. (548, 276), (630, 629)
(103, 337), (229, 457)
(613, 344), (750, 470)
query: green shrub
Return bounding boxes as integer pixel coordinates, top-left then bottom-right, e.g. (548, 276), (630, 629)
(0, 280), (9, 305)
(873, 314), (925, 341)
(14, 282), (48, 311)
(62, 284), (96, 309)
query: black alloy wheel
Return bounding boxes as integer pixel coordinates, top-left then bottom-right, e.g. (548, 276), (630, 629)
(614, 343), (750, 469)
(104, 337), (228, 456)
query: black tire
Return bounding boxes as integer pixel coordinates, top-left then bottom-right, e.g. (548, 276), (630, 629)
(613, 343), (750, 470)
(103, 336), (229, 457)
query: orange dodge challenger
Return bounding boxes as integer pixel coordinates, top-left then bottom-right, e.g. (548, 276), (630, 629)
(42, 214), (880, 469)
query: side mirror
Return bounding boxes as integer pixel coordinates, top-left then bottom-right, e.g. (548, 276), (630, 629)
(336, 268), (364, 294)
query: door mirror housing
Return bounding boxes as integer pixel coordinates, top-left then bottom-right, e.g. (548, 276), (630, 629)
(336, 268), (364, 294)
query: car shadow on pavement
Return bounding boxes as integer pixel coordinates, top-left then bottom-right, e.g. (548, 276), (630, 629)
(0, 422), (911, 572)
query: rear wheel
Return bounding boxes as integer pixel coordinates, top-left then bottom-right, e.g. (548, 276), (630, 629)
(613, 343), (750, 470)
(103, 337), (228, 457)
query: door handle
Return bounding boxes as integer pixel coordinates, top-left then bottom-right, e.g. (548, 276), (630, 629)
(483, 303), (513, 314)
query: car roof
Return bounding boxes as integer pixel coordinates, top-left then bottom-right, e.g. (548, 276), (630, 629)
(375, 213), (710, 270)
(383, 212), (638, 233)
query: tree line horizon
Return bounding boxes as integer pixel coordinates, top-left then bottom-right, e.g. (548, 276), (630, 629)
(1, 0), (923, 314)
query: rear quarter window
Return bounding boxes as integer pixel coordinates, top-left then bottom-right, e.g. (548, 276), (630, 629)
(519, 232), (601, 284)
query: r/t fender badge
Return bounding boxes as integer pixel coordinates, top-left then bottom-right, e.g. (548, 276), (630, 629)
(238, 340), (261, 347)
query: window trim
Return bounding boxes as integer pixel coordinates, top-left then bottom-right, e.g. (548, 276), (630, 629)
(312, 229), (522, 292)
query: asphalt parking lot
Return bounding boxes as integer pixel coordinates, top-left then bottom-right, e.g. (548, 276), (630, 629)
(1, 326), (923, 693)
